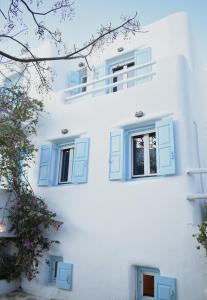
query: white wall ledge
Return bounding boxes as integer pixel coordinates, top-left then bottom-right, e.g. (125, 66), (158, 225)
(112, 112), (174, 129)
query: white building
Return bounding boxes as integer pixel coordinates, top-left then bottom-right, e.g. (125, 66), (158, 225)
(1, 12), (207, 300)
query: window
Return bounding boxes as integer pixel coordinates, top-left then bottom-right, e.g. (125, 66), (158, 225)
(111, 60), (135, 93)
(131, 130), (157, 178)
(58, 145), (74, 184)
(38, 138), (90, 186)
(137, 267), (160, 300)
(109, 119), (175, 181)
(136, 267), (177, 300)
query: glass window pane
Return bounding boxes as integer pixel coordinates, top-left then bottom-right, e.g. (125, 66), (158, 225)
(149, 132), (157, 174)
(143, 274), (154, 297)
(112, 65), (124, 92)
(81, 76), (87, 92)
(60, 148), (70, 182)
(132, 135), (144, 176)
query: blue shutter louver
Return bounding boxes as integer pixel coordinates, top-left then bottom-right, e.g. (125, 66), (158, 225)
(109, 129), (124, 180)
(93, 64), (106, 96)
(156, 118), (175, 175)
(38, 144), (53, 186)
(135, 47), (152, 84)
(68, 70), (80, 95)
(72, 138), (90, 183)
(155, 276), (176, 300)
(56, 262), (73, 290)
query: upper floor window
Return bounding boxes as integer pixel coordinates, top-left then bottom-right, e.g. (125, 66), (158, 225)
(108, 54), (135, 93)
(64, 47), (155, 102)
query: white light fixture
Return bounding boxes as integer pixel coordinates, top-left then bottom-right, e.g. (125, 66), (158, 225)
(135, 111), (144, 118)
(61, 129), (69, 135)
(0, 223), (7, 233)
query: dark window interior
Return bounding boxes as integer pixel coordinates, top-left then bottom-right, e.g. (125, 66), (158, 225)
(143, 274), (154, 297)
(60, 148), (70, 182)
(149, 132), (157, 174)
(54, 260), (58, 279)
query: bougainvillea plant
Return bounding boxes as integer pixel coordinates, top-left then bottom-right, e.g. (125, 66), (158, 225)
(0, 84), (63, 280)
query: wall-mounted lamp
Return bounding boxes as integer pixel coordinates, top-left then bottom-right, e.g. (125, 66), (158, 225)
(78, 62), (85, 68)
(117, 47), (124, 53)
(61, 129), (69, 135)
(135, 111), (144, 118)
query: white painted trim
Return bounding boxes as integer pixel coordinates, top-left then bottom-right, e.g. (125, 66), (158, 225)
(186, 168), (207, 174)
(112, 112), (174, 129)
(187, 194), (207, 200)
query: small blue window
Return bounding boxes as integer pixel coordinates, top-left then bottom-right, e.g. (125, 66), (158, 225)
(137, 266), (160, 300)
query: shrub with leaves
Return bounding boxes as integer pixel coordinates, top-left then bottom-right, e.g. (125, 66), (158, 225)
(0, 85), (63, 280)
(196, 222), (207, 255)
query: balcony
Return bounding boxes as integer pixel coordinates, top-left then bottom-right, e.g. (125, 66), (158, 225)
(64, 60), (156, 103)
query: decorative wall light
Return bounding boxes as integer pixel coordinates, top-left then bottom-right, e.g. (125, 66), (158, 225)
(61, 129), (69, 135)
(135, 111), (144, 118)
(117, 47), (124, 53)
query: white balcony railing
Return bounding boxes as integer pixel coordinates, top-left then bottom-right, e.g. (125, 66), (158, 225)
(64, 61), (156, 103)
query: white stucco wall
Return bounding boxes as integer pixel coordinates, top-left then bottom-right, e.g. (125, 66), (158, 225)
(20, 12), (207, 300)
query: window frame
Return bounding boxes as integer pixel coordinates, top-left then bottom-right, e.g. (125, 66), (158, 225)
(125, 124), (157, 180)
(56, 142), (75, 185)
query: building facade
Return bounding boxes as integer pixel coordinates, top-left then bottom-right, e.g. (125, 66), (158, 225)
(3, 12), (206, 300)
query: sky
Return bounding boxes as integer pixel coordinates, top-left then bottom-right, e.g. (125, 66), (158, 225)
(59, 0), (207, 63)
(1, 1), (207, 64)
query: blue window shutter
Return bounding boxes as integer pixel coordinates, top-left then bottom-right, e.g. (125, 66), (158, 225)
(72, 138), (90, 183)
(56, 262), (73, 290)
(156, 118), (175, 176)
(135, 47), (152, 83)
(38, 144), (53, 186)
(48, 256), (63, 283)
(155, 276), (176, 300)
(93, 64), (106, 96)
(68, 70), (80, 95)
(109, 129), (124, 180)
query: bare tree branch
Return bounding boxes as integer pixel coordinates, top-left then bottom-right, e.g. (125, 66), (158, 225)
(0, 13), (139, 63)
